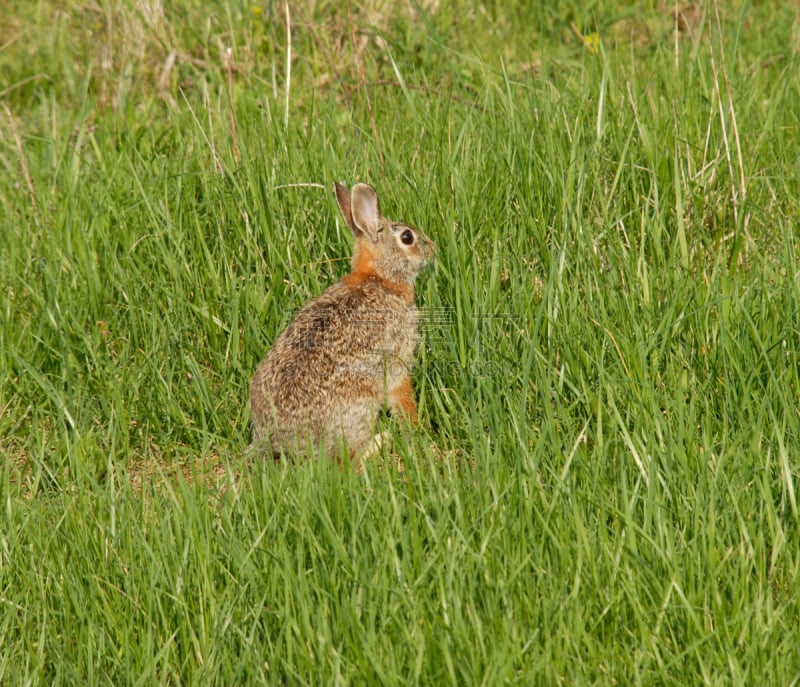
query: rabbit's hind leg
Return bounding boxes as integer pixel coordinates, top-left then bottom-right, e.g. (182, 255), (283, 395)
(327, 400), (377, 468)
(348, 430), (391, 474)
(363, 429), (391, 460)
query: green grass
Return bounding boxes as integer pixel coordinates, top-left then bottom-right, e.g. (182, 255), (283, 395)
(2, 0), (800, 683)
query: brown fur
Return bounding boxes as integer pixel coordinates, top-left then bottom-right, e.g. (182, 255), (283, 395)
(249, 182), (435, 461)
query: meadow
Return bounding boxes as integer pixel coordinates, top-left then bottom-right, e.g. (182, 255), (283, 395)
(1, 1), (799, 683)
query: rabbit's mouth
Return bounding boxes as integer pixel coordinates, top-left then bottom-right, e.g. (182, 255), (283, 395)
(418, 239), (436, 267)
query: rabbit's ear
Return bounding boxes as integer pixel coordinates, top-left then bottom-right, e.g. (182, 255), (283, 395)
(350, 183), (381, 242)
(334, 182), (354, 231)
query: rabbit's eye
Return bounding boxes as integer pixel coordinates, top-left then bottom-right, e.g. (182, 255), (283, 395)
(400, 230), (415, 246)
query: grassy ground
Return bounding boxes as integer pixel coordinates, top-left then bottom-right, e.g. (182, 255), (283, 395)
(2, 0), (799, 683)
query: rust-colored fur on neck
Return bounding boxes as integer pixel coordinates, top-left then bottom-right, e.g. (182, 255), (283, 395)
(342, 239), (414, 303)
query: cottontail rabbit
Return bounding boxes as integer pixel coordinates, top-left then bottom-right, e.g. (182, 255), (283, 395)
(249, 182), (435, 462)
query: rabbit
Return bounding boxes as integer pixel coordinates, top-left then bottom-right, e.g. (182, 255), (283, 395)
(249, 182), (435, 463)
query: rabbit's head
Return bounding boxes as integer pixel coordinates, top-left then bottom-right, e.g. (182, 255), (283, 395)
(335, 182), (435, 286)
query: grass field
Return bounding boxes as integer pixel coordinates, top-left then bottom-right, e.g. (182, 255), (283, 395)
(2, 0), (800, 683)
